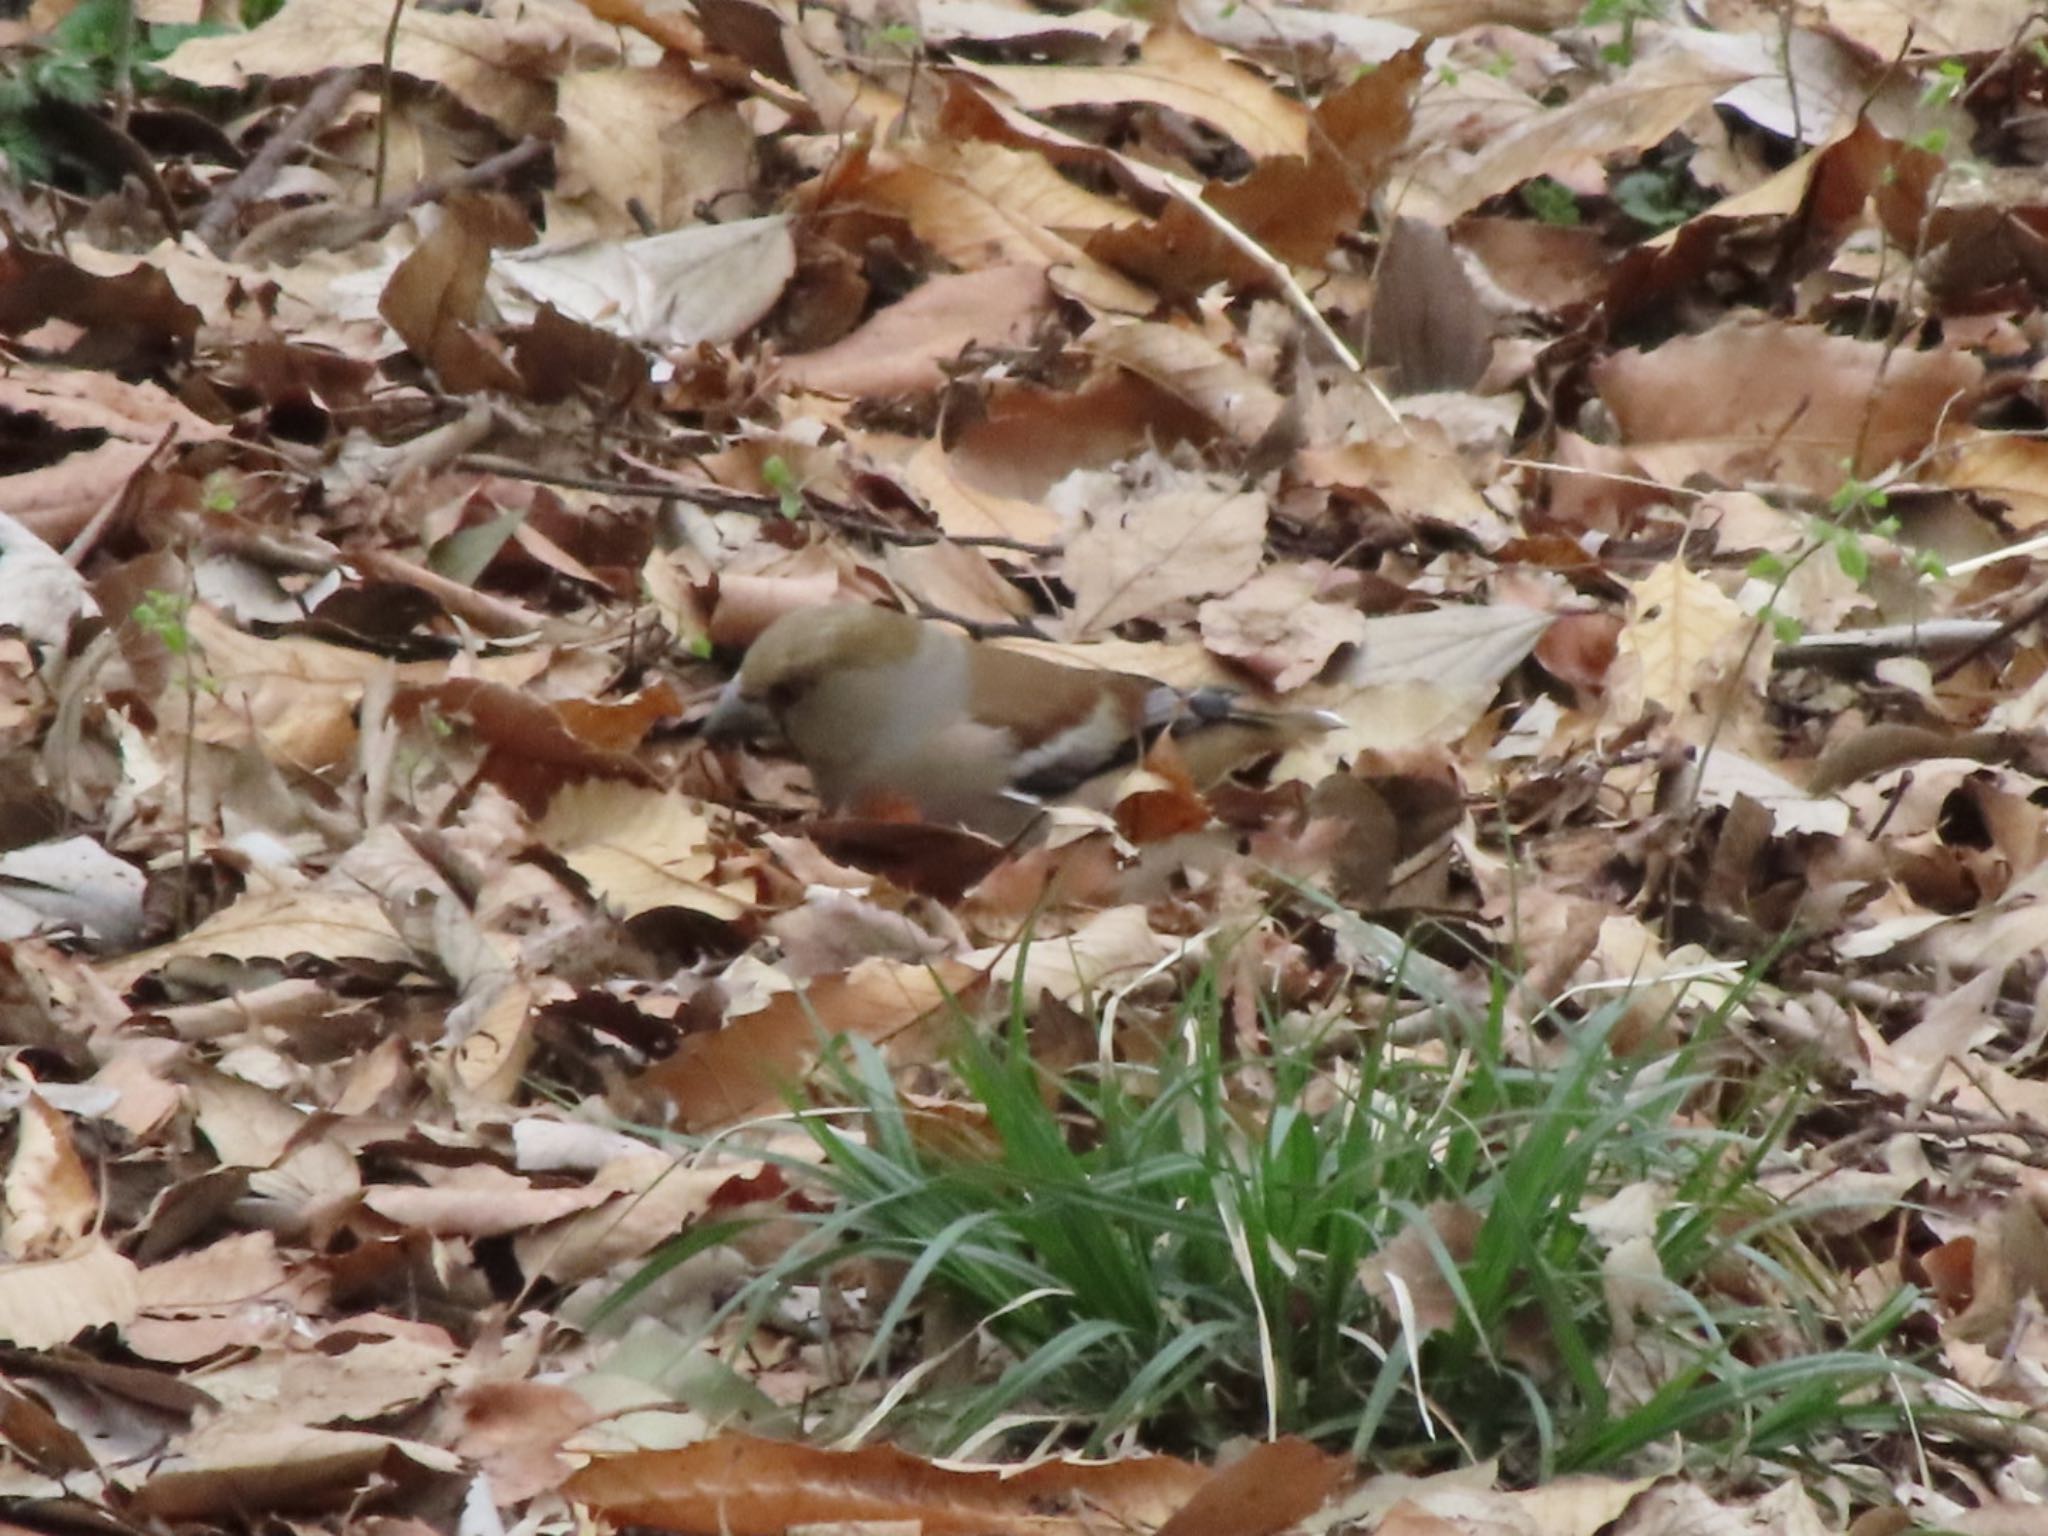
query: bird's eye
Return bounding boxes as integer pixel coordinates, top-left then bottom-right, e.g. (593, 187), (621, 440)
(766, 680), (802, 710)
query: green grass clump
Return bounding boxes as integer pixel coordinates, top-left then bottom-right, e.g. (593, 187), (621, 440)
(604, 943), (1921, 1481)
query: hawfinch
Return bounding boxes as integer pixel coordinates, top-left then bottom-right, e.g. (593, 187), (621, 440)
(703, 605), (1336, 837)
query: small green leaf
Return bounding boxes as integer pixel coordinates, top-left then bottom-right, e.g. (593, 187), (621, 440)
(429, 508), (529, 586)
(1764, 607), (1804, 645)
(1832, 537), (1869, 585)
(1520, 177), (1580, 227)
(761, 454), (805, 518)
(1747, 552), (1790, 582)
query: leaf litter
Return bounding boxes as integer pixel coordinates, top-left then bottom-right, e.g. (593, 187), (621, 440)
(2, 0), (2048, 1530)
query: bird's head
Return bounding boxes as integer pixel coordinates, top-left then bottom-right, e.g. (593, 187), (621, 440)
(702, 605), (922, 744)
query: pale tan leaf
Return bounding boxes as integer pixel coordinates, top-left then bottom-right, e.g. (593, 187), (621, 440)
(1614, 560), (1748, 718)
(780, 264), (1052, 398)
(1290, 604), (1554, 767)
(635, 958), (982, 1132)
(536, 781), (748, 921)
(134, 1421), (461, 1521)
(1082, 320), (1285, 445)
(1822, 0), (2036, 57)
(0, 1238), (139, 1348)
(1595, 320), (1984, 491)
(156, 0), (610, 134)
(496, 216), (797, 348)
(1422, 45), (1758, 218)
(363, 1168), (612, 1238)
(962, 28), (1310, 159)
(1935, 429), (2048, 530)
(1, 1094), (98, 1260)
(1198, 566), (1368, 691)
(99, 884), (409, 990)
(1058, 464), (1267, 635)
(554, 66), (721, 234)
(862, 141), (1152, 314)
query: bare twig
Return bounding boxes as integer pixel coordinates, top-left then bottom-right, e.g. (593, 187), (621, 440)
(365, 136), (550, 240)
(64, 424), (177, 567)
(457, 453), (1062, 556)
(374, 0), (406, 206)
(195, 67), (367, 255)
(1772, 617), (2008, 667)
(1155, 169), (1410, 438)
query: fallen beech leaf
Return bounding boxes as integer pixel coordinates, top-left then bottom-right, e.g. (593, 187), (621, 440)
(157, 0), (602, 133)
(134, 1420), (462, 1521)
(379, 194), (526, 394)
(1595, 320), (1984, 491)
(1083, 319), (1285, 446)
(1199, 565), (1368, 691)
(537, 780), (748, 921)
(962, 28), (1309, 161)
(0, 835), (146, 948)
(497, 216), (798, 348)
(0, 1238), (140, 1348)
(567, 1431), (1210, 1535)
(1058, 463), (1266, 636)
(1612, 560), (1746, 721)
(1, 1094), (98, 1260)
(1417, 44), (1758, 219)
(1294, 604), (1554, 767)
(1358, 1201), (1482, 1335)
(780, 264), (1051, 397)
(100, 884), (410, 991)
(859, 139), (1152, 314)
(635, 959), (984, 1132)
(554, 64), (723, 234)
(1153, 1438), (1350, 1536)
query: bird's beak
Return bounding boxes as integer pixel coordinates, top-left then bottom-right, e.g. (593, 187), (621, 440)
(701, 679), (780, 745)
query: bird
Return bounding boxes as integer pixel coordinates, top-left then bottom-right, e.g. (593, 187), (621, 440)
(701, 604), (1338, 838)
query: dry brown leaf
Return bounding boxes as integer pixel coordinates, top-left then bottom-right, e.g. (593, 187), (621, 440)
(963, 27), (1310, 161)
(859, 140), (1153, 314)
(1595, 320), (1985, 491)
(133, 1419), (461, 1520)
(379, 194), (525, 395)
(567, 1432), (1211, 1535)
(1293, 431), (1508, 546)
(1935, 429), (2048, 530)
(1359, 1201), (1482, 1335)
(1058, 464), (1267, 636)
(1294, 604), (1555, 767)
(1821, 0), (2034, 57)
(1198, 565), (1368, 691)
(363, 1171), (613, 1238)
(1610, 559), (1749, 724)
(1415, 44), (1759, 220)
(101, 883), (410, 990)
(780, 264), (1052, 398)
(1, 1093), (98, 1260)
(497, 216), (798, 348)
(1082, 320), (1286, 446)
(536, 781), (749, 921)
(635, 958), (984, 1132)
(1152, 1438), (1351, 1536)
(157, 0), (606, 134)
(553, 64), (723, 234)
(513, 1155), (760, 1283)
(0, 1238), (140, 1348)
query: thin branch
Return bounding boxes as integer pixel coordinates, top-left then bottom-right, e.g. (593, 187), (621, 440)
(457, 453), (1062, 556)
(194, 67), (366, 255)
(1772, 617), (2007, 667)
(1156, 169), (1410, 438)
